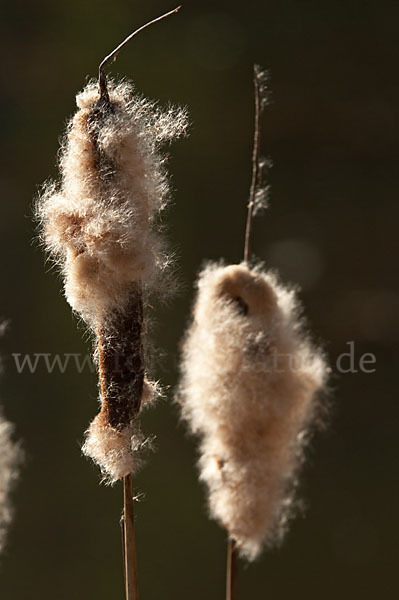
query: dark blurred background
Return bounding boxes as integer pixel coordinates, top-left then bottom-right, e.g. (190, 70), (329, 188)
(0, 0), (398, 598)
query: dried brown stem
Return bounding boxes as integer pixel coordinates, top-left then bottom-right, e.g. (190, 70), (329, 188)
(124, 474), (139, 600)
(99, 6), (182, 102)
(120, 513), (126, 572)
(244, 64), (262, 263)
(226, 538), (238, 600)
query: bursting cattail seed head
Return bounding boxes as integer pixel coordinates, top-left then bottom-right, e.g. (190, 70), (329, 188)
(178, 262), (328, 560)
(37, 78), (187, 484)
(37, 80), (187, 327)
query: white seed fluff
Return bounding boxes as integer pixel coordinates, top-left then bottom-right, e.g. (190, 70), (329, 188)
(0, 412), (20, 553)
(37, 79), (187, 327)
(177, 262), (328, 560)
(82, 421), (151, 484)
(36, 79), (187, 481)
(81, 377), (159, 484)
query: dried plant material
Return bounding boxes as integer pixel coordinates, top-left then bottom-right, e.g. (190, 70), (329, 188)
(253, 156), (272, 216)
(251, 66), (272, 217)
(0, 328), (21, 553)
(83, 419), (152, 482)
(0, 321), (22, 552)
(36, 78), (187, 483)
(244, 65), (272, 263)
(37, 79), (187, 327)
(82, 290), (158, 483)
(177, 262), (328, 560)
(0, 413), (20, 553)
(83, 377), (159, 481)
(254, 64), (271, 112)
(37, 10), (183, 596)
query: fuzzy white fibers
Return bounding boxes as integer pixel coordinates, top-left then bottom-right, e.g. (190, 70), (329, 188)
(37, 80), (187, 326)
(0, 413), (20, 553)
(82, 378), (159, 484)
(82, 420), (151, 484)
(178, 263), (328, 560)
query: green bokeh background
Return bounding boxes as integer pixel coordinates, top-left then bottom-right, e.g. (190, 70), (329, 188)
(0, 1), (397, 598)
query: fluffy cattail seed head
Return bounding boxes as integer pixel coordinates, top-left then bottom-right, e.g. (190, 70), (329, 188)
(177, 262), (328, 560)
(37, 80), (187, 327)
(37, 78), (187, 482)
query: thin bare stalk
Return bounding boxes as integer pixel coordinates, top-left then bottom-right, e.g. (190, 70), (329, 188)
(124, 474), (139, 600)
(243, 65), (262, 263)
(99, 6), (181, 101)
(120, 513), (126, 573)
(226, 538), (238, 600)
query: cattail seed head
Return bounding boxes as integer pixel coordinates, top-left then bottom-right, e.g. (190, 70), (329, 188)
(37, 80), (187, 327)
(37, 78), (187, 482)
(177, 262), (328, 560)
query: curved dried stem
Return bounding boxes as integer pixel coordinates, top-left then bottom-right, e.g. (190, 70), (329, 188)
(98, 6), (182, 102)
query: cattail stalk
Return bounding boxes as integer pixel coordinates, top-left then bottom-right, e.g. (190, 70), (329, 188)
(244, 64), (262, 263)
(226, 539), (238, 600)
(228, 63), (266, 598)
(177, 64), (328, 596)
(88, 74), (145, 600)
(123, 473), (139, 600)
(37, 9), (186, 599)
